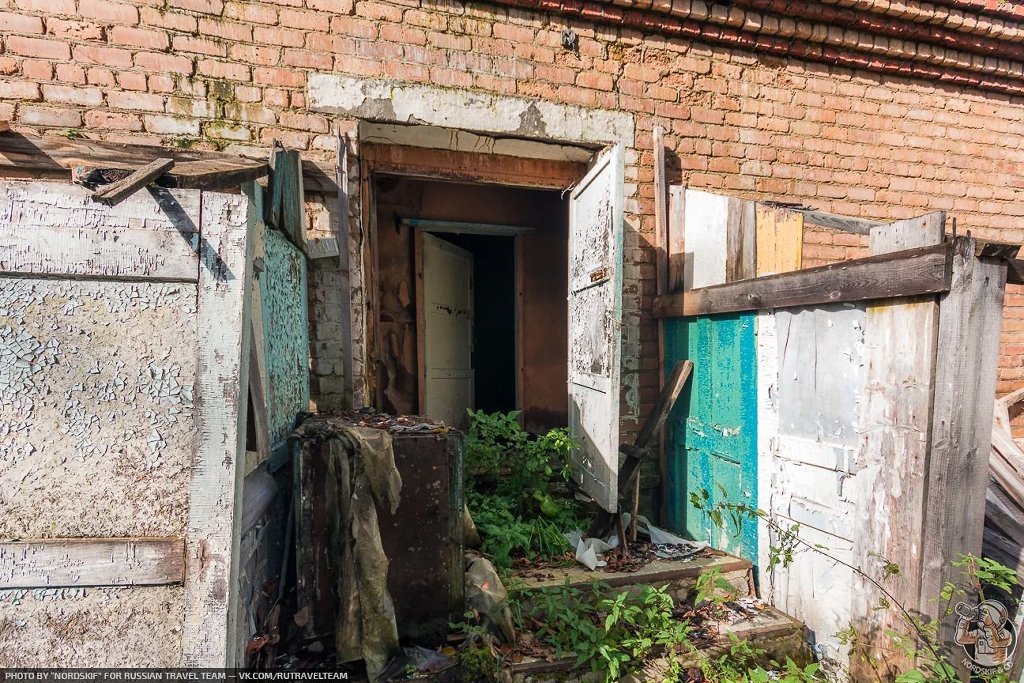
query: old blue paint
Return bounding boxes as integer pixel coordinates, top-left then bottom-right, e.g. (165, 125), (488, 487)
(664, 313), (758, 563)
(261, 227), (310, 462)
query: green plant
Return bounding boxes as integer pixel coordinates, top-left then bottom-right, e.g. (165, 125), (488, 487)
(694, 567), (742, 608)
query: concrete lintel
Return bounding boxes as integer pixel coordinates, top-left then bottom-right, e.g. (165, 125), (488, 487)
(307, 74), (636, 149)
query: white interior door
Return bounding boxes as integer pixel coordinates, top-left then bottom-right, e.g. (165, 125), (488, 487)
(568, 145), (624, 512)
(421, 232), (475, 428)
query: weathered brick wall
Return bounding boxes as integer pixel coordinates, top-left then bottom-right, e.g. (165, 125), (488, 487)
(2, 0), (1024, 430)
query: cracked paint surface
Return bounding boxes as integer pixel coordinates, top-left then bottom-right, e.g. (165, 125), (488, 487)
(0, 278), (198, 540)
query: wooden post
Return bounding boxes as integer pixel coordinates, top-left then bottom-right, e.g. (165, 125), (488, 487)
(850, 213), (944, 680)
(337, 132), (355, 409)
(919, 235), (1007, 678)
(652, 125), (667, 535)
(180, 185), (255, 666)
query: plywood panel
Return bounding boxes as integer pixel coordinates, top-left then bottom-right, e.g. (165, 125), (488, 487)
(0, 278), (198, 539)
(755, 205), (803, 276)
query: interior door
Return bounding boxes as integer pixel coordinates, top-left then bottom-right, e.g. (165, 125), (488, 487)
(419, 232), (475, 428)
(568, 146), (624, 512)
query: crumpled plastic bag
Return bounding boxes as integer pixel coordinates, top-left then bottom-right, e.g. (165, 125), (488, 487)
(565, 514), (708, 570)
(465, 553), (515, 642)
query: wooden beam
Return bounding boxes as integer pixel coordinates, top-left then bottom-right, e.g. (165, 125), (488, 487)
(0, 538), (184, 589)
(653, 242), (952, 318)
(0, 131), (267, 190)
(654, 126), (668, 295)
(266, 147), (305, 247)
(784, 207), (882, 235)
(919, 235), (1008, 679)
(92, 157), (174, 206)
(337, 133), (354, 409)
(1006, 258), (1024, 285)
(400, 218), (535, 236)
(180, 184), (255, 667)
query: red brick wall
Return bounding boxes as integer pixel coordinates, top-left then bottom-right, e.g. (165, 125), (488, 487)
(2, 0), (1024, 430)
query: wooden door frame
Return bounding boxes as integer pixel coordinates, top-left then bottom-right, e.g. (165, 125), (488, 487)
(359, 142), (585, 413)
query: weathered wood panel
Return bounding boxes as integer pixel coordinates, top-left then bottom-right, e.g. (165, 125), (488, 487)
(180, 186), (255, 667)
(755, 205), (803, 276)
(0, 586), (184, 665)
(726, 197), (756, 282)
(0, 181), (201, 281)
(667, 186), (686, 293)
(919, 237), (1007, 677)
(652, 243), (951, 318)
(0, 539), (184, 589)
(0, 277), (198, 539)
(851, 213), (943, 679)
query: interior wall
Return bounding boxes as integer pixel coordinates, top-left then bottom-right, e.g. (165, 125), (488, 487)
(373, 177), (568, 431)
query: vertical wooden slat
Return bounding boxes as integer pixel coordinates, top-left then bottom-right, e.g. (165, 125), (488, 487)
(919, 236), (1007, 678)
(725, 197), (756, 282)
(850, 213), (943, 679)
(653, 126), (668, 531)
(337, 132), (354, 409)
(755, 205), (804, 276)
(667, 186), (686, 293)
(180, 185), (255, 666)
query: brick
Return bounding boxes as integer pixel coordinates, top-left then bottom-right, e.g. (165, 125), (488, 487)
(147, 75), (177, 93)
(305, 0), (352, 11)
(166, 0), (223, 13)
(380, 23), (426, 45)
(252, 25), (305, 47)
(0, 58), (19, 76)
(356, 0), (402, 21)
(282, 48), (333, 70)
(77, 0), (139, 24)
(258, 126), (310, 149)
(279, 8), (329, 31)
(0, 11), (43, 34)
(42, 84), (102, 106)
(7, 36), (71, 60)
(234, 85), (262, 103)
(19, 105), (82, 128)
(15, 0), (75, 13)
(73, 44), (133, 67)
(330, 16), (378, 40)
(22, 60), (54, 81)
(107, 90), (165, 112)
(204, 121), (251, 141)
(85, 110), (143, 131)
(222, 102), (277, 125)
(253, 66), (306, 88)
(171, 35), (227, 57)
(224, 1), (278, 24)
(229, 44), (281, 66)
(0, 80), (41, 101)
(197, 59), (251, 81)
(144, 115), (200, 135)
(135, 51), (194, 75)
(278, 111), (328, 133)
(198, 18), (253, 42)
(139, 7), (197, 32)
(85, 67), (114, 86)
(110, 26), (169, 50)
(47, 18), (104, 41)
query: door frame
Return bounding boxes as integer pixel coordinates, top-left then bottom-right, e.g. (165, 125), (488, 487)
(360, 141), (588, 414)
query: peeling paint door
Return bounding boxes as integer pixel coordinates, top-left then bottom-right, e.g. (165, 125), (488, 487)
(420, 232), (474, 429)
(665, 313), (758, 562)
(568, 145), (624, 513)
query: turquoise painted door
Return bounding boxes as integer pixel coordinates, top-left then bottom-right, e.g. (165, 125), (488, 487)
(664, 313), (758, 563)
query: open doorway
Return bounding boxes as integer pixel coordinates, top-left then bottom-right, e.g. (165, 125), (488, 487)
(373, 176), (569, 433)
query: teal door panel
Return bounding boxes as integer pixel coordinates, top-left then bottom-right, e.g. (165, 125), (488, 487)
(664, 313), (758, 563)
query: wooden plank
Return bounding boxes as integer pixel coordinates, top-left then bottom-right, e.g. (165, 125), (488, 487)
(850, 212), (944, 680)
(654, 126), (668, 295)
(652, 242), (952, 318)
(0, 131), (267, 190)
(337, 133), (354, 408)
(0, 180), (201, 281)
(788, 207), (882, 235)
(755, 204), (803, 276)
(304, 236), (340, 259)
(0, 538), (184, 589)
(667, 185), (686, 293)
(919, 236), (1007, 678)
(266, 147), (305, 248)
(683, 189), (729, 289)
(92, 158), (175, 206)
(1005, 258), (1024, 285)
(180, 185), (255, 667)
(725, 197), (756, 282)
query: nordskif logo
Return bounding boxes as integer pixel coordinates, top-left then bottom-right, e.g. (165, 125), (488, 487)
(954, 600), (1017, 674)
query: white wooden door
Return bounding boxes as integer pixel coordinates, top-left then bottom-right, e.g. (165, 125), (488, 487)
(568, 146), (624, 512)
(421, 232), (475, 428)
